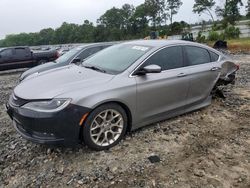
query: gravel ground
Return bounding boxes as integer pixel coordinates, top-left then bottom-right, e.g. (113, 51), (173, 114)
(0, 55), (249, 188)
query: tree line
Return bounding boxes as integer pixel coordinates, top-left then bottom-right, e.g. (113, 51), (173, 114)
(0, 0), (248, 47)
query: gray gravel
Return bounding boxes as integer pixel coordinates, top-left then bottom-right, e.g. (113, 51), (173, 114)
(0, 56), (249, 188)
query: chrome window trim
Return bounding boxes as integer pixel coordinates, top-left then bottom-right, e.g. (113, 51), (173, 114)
(129, 43), (220, 78)
(129, 44), (185, 78)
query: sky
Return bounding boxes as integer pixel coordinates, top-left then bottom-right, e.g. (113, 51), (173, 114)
(0, 0), (248, 39)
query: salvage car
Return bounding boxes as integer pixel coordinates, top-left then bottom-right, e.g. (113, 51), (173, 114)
(0, 46), (59, 71)
(20, 42), (118, 82)
(6, 40), (239, 150)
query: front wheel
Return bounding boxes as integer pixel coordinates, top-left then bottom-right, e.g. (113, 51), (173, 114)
(82, 103), (127, 150)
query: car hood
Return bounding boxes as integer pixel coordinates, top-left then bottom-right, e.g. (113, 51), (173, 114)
(14, 65), (114, 100)
(20, 62), (62, 81)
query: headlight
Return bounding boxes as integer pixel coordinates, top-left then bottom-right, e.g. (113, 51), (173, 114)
(22, 98), (71, 112)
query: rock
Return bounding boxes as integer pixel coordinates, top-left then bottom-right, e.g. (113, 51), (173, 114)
(111, 166), (118, 173)
(193, 169), (205, 177)
(148, 155), (161, 163)
(77, 180), (84, 185)
(9, 144), (16, 150)
(66, 178), (74, 185)
(57, 166), (64, 174)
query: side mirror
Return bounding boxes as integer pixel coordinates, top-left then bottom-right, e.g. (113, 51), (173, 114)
(135, 64), (162, 75)
(71, 57), (81, 64)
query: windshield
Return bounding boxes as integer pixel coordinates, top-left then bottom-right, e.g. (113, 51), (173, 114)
(82, 43), (151, 74)
(55, 47), (83, 64)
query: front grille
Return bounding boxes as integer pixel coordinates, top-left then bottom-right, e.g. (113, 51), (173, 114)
(10, 93), (29, 107)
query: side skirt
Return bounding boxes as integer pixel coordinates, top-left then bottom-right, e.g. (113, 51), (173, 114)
(131, 96), (212, 131)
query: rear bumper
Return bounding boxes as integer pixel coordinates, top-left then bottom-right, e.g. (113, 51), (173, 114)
(6, 102), (91, 146)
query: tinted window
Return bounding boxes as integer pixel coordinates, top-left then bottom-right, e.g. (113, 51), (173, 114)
(55, 47), (83, 64)
(185, 46), (210, 65)
(15, 48), (26, 56)
(82, 44), (151, 74)
(209, 51), (219, 62)
(1, 49), (12, 57)
(79, 46), (102, 60)
(143, 46), (183, 70)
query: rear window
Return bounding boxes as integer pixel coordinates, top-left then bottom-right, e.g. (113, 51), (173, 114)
(209, 51), (219, 62)
(185, 46), (210, 66)
(143, 46), (183, 70)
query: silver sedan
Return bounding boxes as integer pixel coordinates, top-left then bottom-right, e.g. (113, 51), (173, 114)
(6, 40), (239, 150)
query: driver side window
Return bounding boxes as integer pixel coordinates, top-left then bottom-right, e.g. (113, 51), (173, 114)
(143, 46), (184, 70)
(1, 49), (13, 57)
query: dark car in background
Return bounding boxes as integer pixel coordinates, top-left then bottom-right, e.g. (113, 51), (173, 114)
(20, 42), (119, 82)
(0, 46), (59, 71)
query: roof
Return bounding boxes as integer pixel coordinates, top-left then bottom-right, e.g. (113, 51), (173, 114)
(124, 39), (201, 48)
(78, 41), (121, 48)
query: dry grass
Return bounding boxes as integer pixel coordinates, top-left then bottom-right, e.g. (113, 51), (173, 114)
(207, 38), (250, 52)
(227, 38), (250, 52)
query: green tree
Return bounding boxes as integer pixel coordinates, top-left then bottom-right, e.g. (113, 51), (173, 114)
(166, 0), (183, 26)
(246, 0), (250, 17)
(144, 0), (166, 28)
(98, 7), (125, 29)
(216, 0), (243, 25)
(193, 0), (216, 22)
(167, 21), (189, 35)
(130, 4), (149, 37)
(121, 4), (135, 29)
(54, 22), (80, 44)
(77, 20), (95, 42)
(39, 28), (55, 45)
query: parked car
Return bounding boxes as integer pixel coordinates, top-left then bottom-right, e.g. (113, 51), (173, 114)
(6, 40), (239, 150)
(0, 46), (59, 71)
(58, 48), (70, 56)
(20, 42), (118, 82)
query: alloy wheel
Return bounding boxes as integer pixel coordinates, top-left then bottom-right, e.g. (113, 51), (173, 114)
(90, 109), (124, 147)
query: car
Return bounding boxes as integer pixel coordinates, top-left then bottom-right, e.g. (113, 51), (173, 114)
(57, 47), (70, 56)
(19, 42), (118, 82)
(6, 40), (239, 150)
(0, 46), (59, 71)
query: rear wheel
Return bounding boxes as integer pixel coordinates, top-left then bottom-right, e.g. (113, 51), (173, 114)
(82, 103), (127, 150)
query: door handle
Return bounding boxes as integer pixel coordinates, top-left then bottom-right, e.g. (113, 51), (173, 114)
(177, 73), (187, 77)
(211, 67), (220, 71)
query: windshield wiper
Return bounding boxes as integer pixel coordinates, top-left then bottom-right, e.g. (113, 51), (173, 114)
(82, 64), (106, 73)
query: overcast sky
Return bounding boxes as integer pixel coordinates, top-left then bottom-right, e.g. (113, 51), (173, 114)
(0, 0), (247, 39)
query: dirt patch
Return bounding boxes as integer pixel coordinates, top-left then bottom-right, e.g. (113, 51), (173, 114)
(0, 56), (249, 188)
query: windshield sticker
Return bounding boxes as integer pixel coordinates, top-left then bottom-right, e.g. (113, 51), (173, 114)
(132, 46), (149, 51)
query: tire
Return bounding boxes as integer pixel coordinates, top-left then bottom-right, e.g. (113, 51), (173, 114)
(83, 103), (128, 150)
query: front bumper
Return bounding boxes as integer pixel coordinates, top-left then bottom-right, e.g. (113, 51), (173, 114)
(6, 100), (91, 146)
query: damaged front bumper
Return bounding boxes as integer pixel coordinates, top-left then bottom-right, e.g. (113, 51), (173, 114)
(5, 99), (91, 146)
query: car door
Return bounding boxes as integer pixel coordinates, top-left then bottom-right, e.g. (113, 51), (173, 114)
(0, 49), (13, 64)
(135, 46), (190, 124)
(12, 48), (31, 64)
(184, 46), (221, 105)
